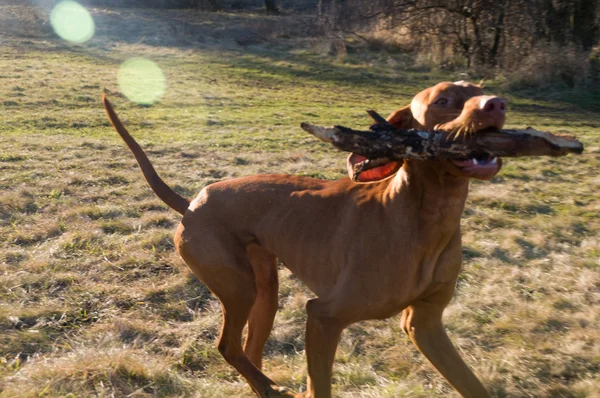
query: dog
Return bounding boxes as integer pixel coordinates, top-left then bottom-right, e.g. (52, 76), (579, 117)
(102, 80), (506, 398)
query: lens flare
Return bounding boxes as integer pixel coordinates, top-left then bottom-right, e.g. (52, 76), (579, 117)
(50, 1), (95, 44)
(118, 58), (166, 105)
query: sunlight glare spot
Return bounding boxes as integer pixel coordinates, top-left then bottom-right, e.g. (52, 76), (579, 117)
(50, 1), (95, 44)
(118, 58), (166, 106)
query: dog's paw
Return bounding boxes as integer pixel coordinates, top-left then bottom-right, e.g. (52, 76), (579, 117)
(266, 385), (299, 397)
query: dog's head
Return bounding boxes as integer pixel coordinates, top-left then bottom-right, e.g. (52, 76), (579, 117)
(348, 81), (506, 182)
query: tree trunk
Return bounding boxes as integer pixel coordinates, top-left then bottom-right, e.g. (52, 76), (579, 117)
(207, 0), (220, 11)
(265, 0), (280, 15)
(545, 0), (572, 45)
(489, 3), (506, 66)
(573, 0), (599, 50)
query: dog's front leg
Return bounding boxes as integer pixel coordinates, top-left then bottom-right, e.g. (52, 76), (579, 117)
(304, 298), (347, 398)
(401, 292), (490, 398)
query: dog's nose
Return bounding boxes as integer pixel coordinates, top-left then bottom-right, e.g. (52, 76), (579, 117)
(479, 96), (506, 128)
(479, 96), (507, 114)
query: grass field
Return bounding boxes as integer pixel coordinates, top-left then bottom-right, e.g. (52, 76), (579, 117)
(1, 4), (599, 397)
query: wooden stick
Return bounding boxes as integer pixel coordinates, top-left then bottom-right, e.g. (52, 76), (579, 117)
(300, 112), (584, 165)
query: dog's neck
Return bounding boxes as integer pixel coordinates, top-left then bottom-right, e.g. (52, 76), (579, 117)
(383, 160), (470, 218)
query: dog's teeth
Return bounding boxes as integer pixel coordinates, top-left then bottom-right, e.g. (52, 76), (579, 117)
(472, 158), (479, 165)
(490, 157), (498, 165)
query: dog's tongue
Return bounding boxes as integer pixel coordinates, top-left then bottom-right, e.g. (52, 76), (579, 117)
(451, 159), (476, 167)
(348, 154), (401, 182)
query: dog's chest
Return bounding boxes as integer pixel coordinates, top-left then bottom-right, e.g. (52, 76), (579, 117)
(410, 207), (463, 279)
(257, 188), (464, 312)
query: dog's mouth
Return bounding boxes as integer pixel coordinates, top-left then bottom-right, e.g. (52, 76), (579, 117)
(450, 154), (501, 180)
(347, 153), (402, 182)
(349, 152), (502, 182)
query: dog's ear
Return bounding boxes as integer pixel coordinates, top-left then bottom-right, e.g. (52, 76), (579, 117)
(386, 105), (414, 129)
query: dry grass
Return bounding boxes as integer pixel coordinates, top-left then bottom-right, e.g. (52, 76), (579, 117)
(1, 4), (599, 398)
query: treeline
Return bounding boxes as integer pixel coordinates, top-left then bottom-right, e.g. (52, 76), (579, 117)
(85, 0), (597, 68)
(45, 0), (600, 85)
(325, 0), (599, 69)
(82, 0), (316, 14)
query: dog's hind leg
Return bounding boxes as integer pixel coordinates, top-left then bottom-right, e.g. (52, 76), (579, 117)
(176, 227), (293, 397)
(217, 279), (274, 396)
(244, 244), (279, 370)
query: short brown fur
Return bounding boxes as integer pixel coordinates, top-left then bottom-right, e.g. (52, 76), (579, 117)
(102, 81), (508, 397)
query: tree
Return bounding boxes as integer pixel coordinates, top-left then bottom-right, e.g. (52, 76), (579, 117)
(265, 0), (279, 14)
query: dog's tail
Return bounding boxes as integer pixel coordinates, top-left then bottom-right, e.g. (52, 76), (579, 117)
(102, 95), (190, 216)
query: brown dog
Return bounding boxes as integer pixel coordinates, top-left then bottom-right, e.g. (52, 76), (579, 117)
(102, 81), (507, 398)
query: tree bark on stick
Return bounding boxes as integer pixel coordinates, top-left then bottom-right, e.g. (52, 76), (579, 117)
(300, 111), (584, 172)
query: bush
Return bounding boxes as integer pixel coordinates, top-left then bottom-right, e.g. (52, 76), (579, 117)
(503, 44), (594, 91)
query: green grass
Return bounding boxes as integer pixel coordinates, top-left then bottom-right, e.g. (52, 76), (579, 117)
(1, 4), (599, 398)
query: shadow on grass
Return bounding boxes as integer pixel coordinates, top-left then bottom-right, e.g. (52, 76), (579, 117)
(5, 5), (598, 121)
(506, 87), (600, 115)
(3, 5), (426, 99)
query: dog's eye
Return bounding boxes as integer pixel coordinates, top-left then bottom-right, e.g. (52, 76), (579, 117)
(434, 98), (448, 105)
